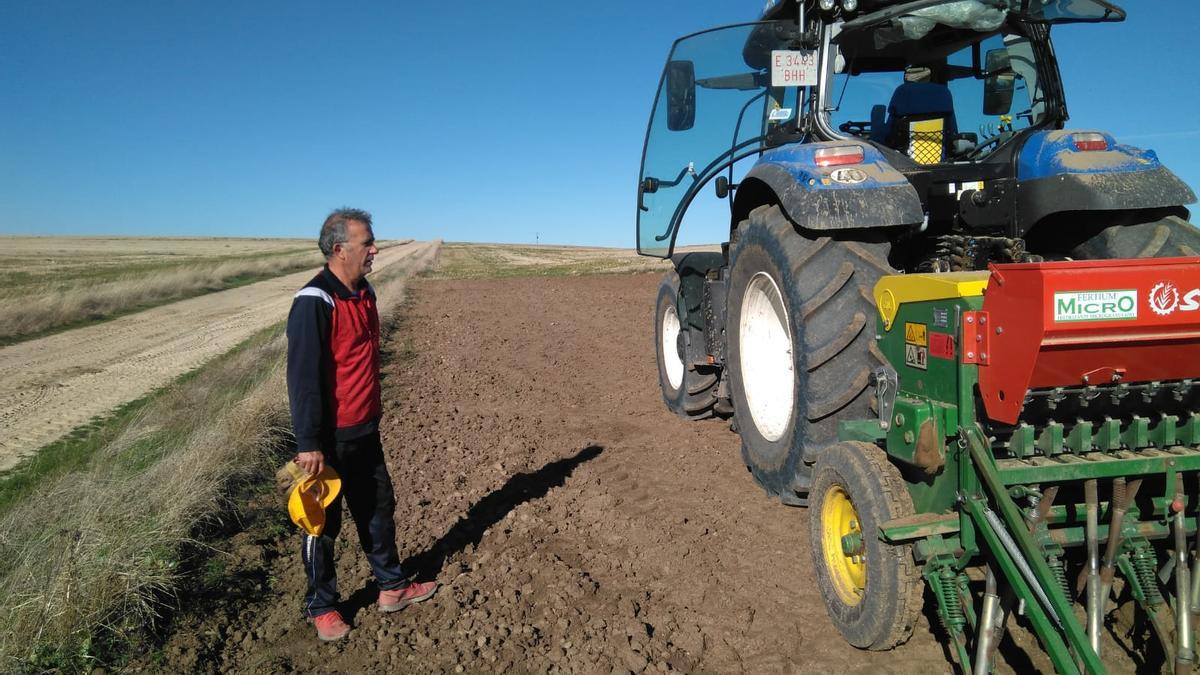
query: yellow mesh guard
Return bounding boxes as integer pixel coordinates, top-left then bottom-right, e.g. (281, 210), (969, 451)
(908, 118), (944, 164)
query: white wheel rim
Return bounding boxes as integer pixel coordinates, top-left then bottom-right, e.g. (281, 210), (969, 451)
(739, 271), (794, 442)
(661, 305), (684, 390)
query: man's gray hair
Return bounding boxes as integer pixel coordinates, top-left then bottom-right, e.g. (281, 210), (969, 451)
(318, 208), (373, 259)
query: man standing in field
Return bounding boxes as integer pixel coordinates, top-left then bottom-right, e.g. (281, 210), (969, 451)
(286, 207), (436, 641)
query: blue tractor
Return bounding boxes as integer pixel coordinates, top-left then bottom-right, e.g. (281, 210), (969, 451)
(639, 0), (1199, 655)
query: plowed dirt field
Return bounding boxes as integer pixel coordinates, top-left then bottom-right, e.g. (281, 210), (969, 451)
(141, 270), (1008, 674)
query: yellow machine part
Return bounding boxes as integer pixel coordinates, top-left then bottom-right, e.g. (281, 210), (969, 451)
(873, 271), (990, 331)
(820, 484), (867, 606)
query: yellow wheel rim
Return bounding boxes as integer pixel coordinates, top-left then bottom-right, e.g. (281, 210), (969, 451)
(821, 484), (866, 606)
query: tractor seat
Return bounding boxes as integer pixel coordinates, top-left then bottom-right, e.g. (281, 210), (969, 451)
(871, 81), (958, 164)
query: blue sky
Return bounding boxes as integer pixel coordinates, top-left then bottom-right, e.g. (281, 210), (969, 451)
(2, 1), (1198, 247)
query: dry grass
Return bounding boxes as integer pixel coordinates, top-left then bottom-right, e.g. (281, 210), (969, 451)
(0, 253), (321, 343)
(0, 237), (409, 344)
(428, 243), (674, 279)
(0, 247), (432, 671)
(0, 237), (317, 293)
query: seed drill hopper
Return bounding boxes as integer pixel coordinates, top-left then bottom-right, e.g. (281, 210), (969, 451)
(821, 256), (1200, 672)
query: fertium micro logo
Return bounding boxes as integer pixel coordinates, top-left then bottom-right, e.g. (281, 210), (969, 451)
(1053, 289), (1137, 322)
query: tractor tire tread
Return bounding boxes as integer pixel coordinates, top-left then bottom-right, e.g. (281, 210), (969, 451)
(807, 312), (867, 373)
(856, 442), (924, 649)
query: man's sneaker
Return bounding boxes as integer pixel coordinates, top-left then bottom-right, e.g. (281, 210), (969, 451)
(378, 581), (438, 613)
(313, 610), (351, 641)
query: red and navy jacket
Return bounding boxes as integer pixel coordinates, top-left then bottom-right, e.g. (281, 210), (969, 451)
(286, 265), (381, 453)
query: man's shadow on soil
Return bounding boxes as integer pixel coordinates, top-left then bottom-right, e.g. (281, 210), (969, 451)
(343, 444), (603, 620)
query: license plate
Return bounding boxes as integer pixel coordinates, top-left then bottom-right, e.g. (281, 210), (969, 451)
(770, 50), (818, 87)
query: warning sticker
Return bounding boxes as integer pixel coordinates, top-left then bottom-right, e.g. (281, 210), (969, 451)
(905, 344), (928, 370)
(929, 332), (955, 360)
(904, 322), (927, 346)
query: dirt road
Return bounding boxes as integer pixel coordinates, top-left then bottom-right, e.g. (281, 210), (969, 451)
(144, 271), (992, 674)
(0, 241), (438, 472)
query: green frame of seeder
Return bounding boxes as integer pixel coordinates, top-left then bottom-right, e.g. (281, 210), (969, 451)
(840, 264), (1200, 674)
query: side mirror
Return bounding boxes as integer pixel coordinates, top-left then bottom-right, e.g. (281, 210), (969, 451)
(666, 60), (696, 131)
(983, 48), (1015, 115)
(715, 176), (737, 199)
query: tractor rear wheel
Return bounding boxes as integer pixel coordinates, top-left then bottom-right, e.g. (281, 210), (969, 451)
(726, 204), (894, 500)
(1069, 212), (1200, 259)
(655, 270), (718, 419)
(809, 441), (922, 650)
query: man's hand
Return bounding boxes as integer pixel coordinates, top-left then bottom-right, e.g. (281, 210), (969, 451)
(295, 450), (325, 477)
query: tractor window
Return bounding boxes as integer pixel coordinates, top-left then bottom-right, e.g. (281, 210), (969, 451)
(638, 23), (787, 258)
(827, 28), (1040, 164)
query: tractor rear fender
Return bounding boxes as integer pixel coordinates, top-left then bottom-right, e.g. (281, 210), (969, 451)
(669, 251), (725, 365)
(731, 141), (924, 238)
(1015, 129), (1197, 233)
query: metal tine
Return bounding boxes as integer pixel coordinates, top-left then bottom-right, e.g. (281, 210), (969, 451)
(1174, 473), (1195, 673)
(1084, 479), (1102, 655)
(974, 566), (1002, 675)
(1192, 472), (1200, 639)
(1100, 478), (1139, 605)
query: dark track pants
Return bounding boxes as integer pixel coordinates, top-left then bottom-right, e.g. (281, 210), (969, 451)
(301, 430), (406, 617)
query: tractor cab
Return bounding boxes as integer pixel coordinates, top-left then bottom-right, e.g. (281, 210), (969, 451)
(637, 0), (1129, 259)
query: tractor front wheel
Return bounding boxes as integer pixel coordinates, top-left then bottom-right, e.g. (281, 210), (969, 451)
(655, 270), (718, 419)
(809, 441), (922, 650)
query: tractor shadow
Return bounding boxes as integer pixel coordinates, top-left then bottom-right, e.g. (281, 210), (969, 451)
(343, 444), (604, 620)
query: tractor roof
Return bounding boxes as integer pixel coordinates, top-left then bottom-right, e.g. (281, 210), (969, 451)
(760, 0), (1125, 26)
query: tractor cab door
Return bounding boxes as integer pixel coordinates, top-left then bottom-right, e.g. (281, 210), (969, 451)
(638, 22), (800, 258)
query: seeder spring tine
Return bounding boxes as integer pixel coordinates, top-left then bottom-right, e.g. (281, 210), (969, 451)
(1100, 478), (1139, 604)
(1172, 475), (1195, 673)
(1084, 479), (1102, 656)
(928, 564), (972, 671)
(1191, 473), (1200, 637)
(974, 566), (1004, 675)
